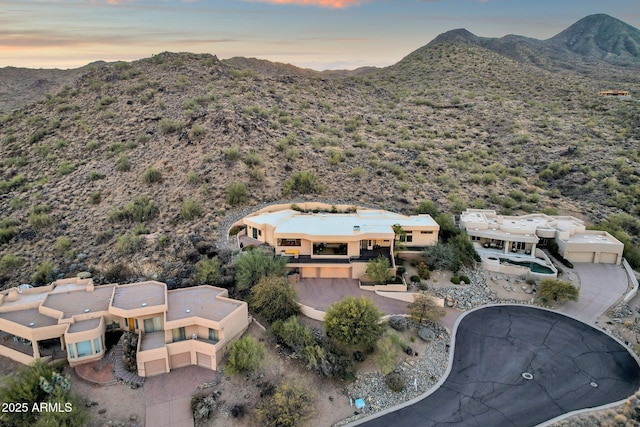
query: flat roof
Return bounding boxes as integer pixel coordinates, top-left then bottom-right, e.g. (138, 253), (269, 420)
(247, 208), (437, 238)
(566, 232), (622, 246)
(67, 317), (101, 333)
(0, 308), (59, 329)
(0, 290), (49, 309)
(468, 228), (539, 244)
(111, 282), (166, 311)
(42, 285), (115, 318)
(166, 287), (242, 323)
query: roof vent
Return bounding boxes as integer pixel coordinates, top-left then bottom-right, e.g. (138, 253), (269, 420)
(141, 302), (147, 307)
(185, 309), (191, 313)
(28, 322), (35, 327)
(353, 225), (360, 231)
(84, 308), (90, 313)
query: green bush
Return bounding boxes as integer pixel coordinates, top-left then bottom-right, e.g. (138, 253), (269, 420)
(256, 381), (316, 427)
(409, 275), (421, 283)
(141, 167), (162, 184)
(186, 170), (200, 186)
(115, 154), (131, 172)
(538, 279), (579, 305)
(249, 276), (300, 323)
(235, 248), (287, 291)
(88, 170), (105, 181)
(89, 191), (102, 205)
(32, 261), (55, 285)
(194, 258), (222, 285)
(158, 117), (183, 134)
(224, 146), (241, 163)
(0, 218), (19, 244)
(459, 275), (471, 284)
(417, 261), (430, 279)
(385, 372), (405, 392)
(0, 253), (22, 274)
(283, 171), (320, 195)
(28, 212), (53, 230)
(324, 296), (384, 350)
(366, 256), (392, 284)
(408, 294), (445, 324)
(108, 195), (159, 223)
(180, 198), (203, 221)
(115, 233), (143, 254)
(450, 276), (461, 284)
(225, 336), (265, 375)
(54, 236), (72, 254)
(243, 151), (262, 167)
(226, 182), (248, 206)
(0, 174), (26, 194)
(58, 161), (74, 176)
(28, 129), (47, 144)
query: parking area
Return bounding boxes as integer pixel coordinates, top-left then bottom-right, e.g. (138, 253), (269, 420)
(293, 278), (410, 315)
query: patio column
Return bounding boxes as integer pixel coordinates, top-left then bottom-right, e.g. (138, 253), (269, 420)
(32, 341), (40, 359)
(504, 242), (510, 255)
(531, 243), (537, 256)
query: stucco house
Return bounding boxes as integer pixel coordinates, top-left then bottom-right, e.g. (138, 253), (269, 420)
(459, 209), (624, 265)
(0, 278), (249, 377)
(234, 203), (440, 280)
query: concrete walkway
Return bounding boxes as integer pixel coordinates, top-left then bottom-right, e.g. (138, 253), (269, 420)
(294, 278), (410, 315)
(557, 263), (628, 325)
(145, 365), (220, 427)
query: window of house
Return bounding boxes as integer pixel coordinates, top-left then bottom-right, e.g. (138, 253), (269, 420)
(172, 327), (186, 342)
(420, 231), (434, 234)
(399, 235), (413, 243)
(68, 344), (75, 359)
(208, 329), (219, 341)
(76, 340), (92, 358)
(277, 239), (301, 247)
(313, 242), (347, 255)
(143, 317), (162, 333)
(94, 338), (101, 354)
(471, 235), (480, 241)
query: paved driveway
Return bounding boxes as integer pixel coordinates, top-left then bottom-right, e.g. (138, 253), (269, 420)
(558, 263), (628, 325)
(294, 278), (410, 315)
(352, 305), (640, 427)
(145, 365), (221, 427)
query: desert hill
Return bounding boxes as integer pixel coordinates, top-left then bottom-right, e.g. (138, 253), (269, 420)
(0, 16), (639, 287)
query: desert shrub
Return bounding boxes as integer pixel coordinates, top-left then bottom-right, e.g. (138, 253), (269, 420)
(256, 381), (316, 427)
(537, 279), (579, 305)
(417, 261), (430, 279)
(58, 161), (74, 176)
(324, 296), (384, 350)
(243, 151), (262, 167)
(408, 294), (445, 324)
(0, 173), (26, 194)
(0, 360), (89, 427)
(226, 182), (248, 206)
(366, 256), (392, 284)
(409, 275), (421, 283)
(374, 334), (405, 375)
(224, 146), (241, 163)
(121, 332), (138, 372)
(250, 276), (300, 323)
(28, 128), (48, 144)
(450, 276), (461, 284)
(89, 191), (102, 205)
(283, 171), (320, 195)
(186, 170), (200, 186)
(54, 236), (72, 254)
(88, 170), (105, 181)
(141, 167), (162, 184)
(194, 258), (222, 286)
(385, 372), (404, 392)
(271, 316), (316, 353)
(190, 391), (217, 426)
(459, 275), (471, 284)
(0, 253), (22, 274)
(230, 404), (246, 419)
(234, 248), (287, 291)
(115, 154), (131, 172)
(180, 198), (203, 221)
(115, 233), (143, 254)
(103, 262), (133, 283)
(31, 261), (55, 285)
(188, 124), (206, 139)
(0, 218), (19, 244)
(158, 117), (183, 134)
(28, 210), (53, 230)
(108, 195), (159, 223)
(225, 336), (265, 375)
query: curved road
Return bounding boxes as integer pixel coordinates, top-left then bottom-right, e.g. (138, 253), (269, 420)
(353, 305), (640, 427)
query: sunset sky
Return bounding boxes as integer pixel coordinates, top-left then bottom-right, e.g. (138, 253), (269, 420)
(2, 0), (639, 70)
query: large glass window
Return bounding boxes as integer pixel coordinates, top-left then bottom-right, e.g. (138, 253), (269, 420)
(144, 317), (162, 333)
(277, 239), (301, 247)
(94, 338), (101, 354)
(313, 242), (347, 255)
(76, 341), (92, 358)
(172, 327), (186, 342)
(208, 329), (219, 341)
(68, 344), (75, 359)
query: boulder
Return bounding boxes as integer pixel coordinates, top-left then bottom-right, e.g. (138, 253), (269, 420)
(389, 316), (408, 331)
(418, 327), (436, 342)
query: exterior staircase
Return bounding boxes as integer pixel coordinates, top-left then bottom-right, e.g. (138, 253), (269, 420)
(112, 343), (145, 387)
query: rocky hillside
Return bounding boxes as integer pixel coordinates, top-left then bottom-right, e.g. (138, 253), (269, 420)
(0, 18), (639, 287)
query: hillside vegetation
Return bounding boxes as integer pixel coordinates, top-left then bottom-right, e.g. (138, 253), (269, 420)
(1, 16), (640, 287)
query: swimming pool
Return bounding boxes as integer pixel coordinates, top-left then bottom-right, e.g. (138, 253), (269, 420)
(499, 258), (555, 275)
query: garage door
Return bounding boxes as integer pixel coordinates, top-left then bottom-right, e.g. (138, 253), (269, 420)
(567, 252), (595, 263)
(600, 252), (619, 264)
(170, 352), (191, 369)
(301, 267), (318, 278)
(320, 267), (351, 278)
(196, 352), (211, 369)
(144, 359), (167, 377)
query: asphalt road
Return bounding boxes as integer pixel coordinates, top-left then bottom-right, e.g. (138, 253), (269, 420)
(354, 305), (640, 427)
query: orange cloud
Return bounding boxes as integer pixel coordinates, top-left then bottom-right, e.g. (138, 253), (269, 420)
(247, 0), (366, 9)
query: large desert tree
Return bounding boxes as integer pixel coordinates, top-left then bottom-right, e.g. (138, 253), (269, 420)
(324, 296), (385, 350)
(537, 279), (579, 305)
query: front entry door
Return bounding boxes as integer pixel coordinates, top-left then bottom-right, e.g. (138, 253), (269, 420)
(127, 318), (135, 331)
(252, 228), (258, 239)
